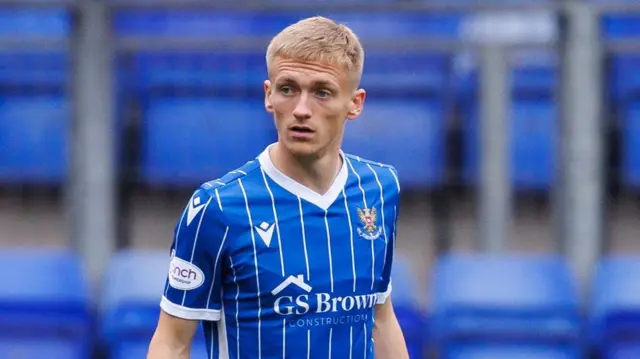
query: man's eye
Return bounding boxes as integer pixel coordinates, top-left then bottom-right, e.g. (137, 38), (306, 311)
(279, 86), (294, 95)
(317, 90), (331, 98)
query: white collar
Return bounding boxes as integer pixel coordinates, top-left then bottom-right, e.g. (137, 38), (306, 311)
(258, 144), (348, 211)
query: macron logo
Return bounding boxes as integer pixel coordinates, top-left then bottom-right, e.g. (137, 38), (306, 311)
(186, 195), (206, 226)
(255, 222), (275, 247)
(271, 274), (312, 296)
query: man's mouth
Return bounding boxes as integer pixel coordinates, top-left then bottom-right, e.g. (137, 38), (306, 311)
(290, 125), (315, 134)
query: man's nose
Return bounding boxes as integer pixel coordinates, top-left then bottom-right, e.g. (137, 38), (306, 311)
(292, 93), (312, 120)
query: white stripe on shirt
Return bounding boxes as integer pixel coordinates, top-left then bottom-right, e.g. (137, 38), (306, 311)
(238, 179), (262, 359)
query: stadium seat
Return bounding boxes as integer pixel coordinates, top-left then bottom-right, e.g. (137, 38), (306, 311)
(603, 15), (640, 101)
(600, 15), (640, 190)
(0, 249), (92, 359)
(0, 95), (69, 184)
(101, 250), (208, 359)
(455, 49), (557, 191)
(140, 97), (275, 186)
(124, 50), (452, 97)
(113, 11), (299, 39)
(341, 99), (445, 189)
(609, 55), (640, 102)
(590, 256), (640, 359)
(0, 52), (68, 88)
(113, 11), (462, 40)
(456, 50), (558, 97)
(0, 11), (70, 186)
(390, 253), (428, 359)
(116, 11), (459, 96)
(123, 51), (267, 95)
(0, 8), (69, 38)
(430, 253), (582, 359)
(361, 52), (452, 96)
(462, 98), (557, 191)
(621, 101), (640, 187)
(444, 345), (578, 359)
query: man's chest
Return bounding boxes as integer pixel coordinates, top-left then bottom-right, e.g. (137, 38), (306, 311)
(221, 199), (391, 320)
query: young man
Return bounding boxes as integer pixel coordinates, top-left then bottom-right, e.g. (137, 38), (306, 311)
(147, 16), (409, 359)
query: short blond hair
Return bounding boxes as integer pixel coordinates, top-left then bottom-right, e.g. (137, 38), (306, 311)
(266, 16), (365, 85)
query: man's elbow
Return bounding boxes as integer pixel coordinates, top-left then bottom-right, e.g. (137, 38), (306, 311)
(147, 335), (191, 359)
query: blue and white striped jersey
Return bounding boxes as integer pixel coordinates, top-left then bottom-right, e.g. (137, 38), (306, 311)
(161, 144), (401, 359)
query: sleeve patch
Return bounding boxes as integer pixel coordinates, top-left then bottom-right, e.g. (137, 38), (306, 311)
(168, 250), (205, 291)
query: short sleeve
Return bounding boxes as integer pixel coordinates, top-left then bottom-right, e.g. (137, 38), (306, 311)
(376, 167), (400, 305)
(160, 186), (228, 321)
(376, 210), (397, 305)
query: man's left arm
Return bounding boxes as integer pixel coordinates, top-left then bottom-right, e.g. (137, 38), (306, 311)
(373, 166), (409, 358)
(373, 298), (410, 359)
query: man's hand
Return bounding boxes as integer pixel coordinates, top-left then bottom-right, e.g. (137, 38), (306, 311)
(373, 297), (410, 359)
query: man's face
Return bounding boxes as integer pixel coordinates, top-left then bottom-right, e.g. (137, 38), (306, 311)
(264, 56), (365, 159)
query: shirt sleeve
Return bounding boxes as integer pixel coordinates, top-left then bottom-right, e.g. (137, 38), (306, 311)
(376, 167), (400, 305)
(160, 186), (228, 321)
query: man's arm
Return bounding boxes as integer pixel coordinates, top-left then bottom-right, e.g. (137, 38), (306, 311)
(147, 185), (228, 358)
(373, 298), (410, 359)
(147, 311), (199, 359)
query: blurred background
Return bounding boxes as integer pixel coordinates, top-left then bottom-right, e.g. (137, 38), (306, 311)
(3, 0), (640, 358)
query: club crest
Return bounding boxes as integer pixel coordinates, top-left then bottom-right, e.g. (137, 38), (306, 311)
(356, 207), (383, 240)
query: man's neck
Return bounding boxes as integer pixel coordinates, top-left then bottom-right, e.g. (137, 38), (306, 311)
(270, 143), (343, 195)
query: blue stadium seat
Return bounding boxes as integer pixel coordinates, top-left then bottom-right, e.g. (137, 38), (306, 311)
(603, 15), (640, 101)
(607, 345), (640, 359)
(341, 99), (445, 189)
(0, 249), (91, 359)
(101, 250), (208, 359)
(609, 56), (640, 102)
(117, 12), (459, 96)
(621, 102), (640, 187)
(0, 52), (68, 88)
(602, 14), (640, 40)
(113, 11), (461, 40)
(328, 12), (462, 39)
(113, 11), (298, 38)
(140, 97), (275, 186)
(361, 52), (452, 96)
(462, 99), (556, 191)
(391, 253), (428, 359)
(0, 8), (69, 37)
(124, 52), (266, 94)
(590, 256), (640, 359)
(125, 50), (451, 97)
(430, 253), (582, 359)
(456, 51), (558, 97)
(0, 96), (69, 184)
(445, 345), (577, 359)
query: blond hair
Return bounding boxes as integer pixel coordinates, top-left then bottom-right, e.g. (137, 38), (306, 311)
(266, 16), (365, 85)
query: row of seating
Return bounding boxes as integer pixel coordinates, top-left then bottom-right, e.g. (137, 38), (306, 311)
(1, 7), (637, 38)
(1, 9), (640, 190)
(1, 95), (560, 191)
(3, 249), (639, 359)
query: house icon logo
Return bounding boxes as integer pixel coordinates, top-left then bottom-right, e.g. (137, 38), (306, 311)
(271, 274), (312, 296)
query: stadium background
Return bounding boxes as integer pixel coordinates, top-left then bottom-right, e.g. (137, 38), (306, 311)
(2, 0), (640, 358)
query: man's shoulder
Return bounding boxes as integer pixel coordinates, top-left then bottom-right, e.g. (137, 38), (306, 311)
(344, 153), (397, 173)
(200, 159), (262, 194)
(194, 159), (274, 219)
(344, 153), (400, 193)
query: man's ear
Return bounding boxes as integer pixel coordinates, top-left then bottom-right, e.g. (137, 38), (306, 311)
(264, 80), (274, 113)
(346, 89), (366, 120)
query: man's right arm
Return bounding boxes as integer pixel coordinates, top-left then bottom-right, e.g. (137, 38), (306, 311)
(147, 186), (228, 358)
(147, 311), (199, 359)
